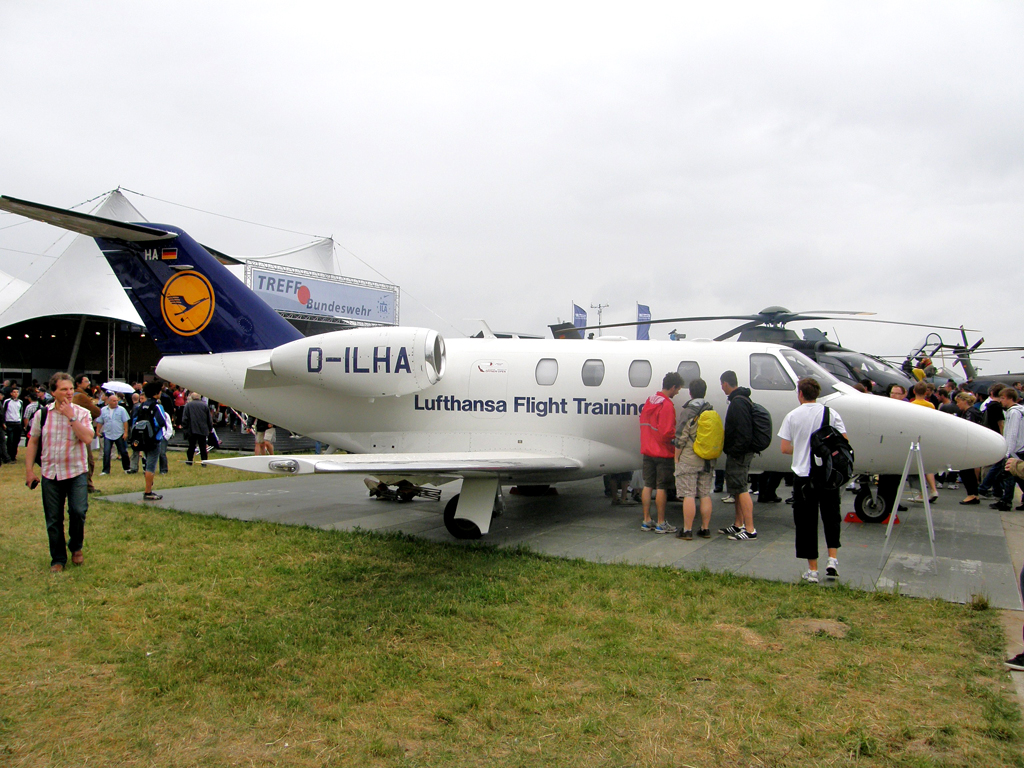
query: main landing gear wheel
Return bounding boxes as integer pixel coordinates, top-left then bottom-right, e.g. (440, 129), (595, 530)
(443, 494), (482, 539)
(854, 486), (890, 523)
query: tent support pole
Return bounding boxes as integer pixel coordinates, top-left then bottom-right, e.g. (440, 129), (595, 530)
(68, 315), (87, 373)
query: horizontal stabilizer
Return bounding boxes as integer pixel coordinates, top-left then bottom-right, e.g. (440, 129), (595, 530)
(0, 195), (174, 242)
(204, 451), (582, 478)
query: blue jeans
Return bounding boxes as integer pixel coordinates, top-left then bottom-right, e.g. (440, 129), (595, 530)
(997, 452), (1024, 505)
(41, 473), (88, 567)
(978, 460), (1003, 495)
(103, 436), (131, 473)
(142, 440), (162, 474)
(158, 436), (168, 473)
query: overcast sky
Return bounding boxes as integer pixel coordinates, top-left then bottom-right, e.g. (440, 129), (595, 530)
(2, 2), (1022, 375)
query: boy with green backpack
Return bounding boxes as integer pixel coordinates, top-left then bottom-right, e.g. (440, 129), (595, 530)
(673, 377), (724, 540)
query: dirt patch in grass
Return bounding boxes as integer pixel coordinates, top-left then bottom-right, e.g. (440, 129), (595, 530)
(713, 621), (784, 650)
(785, 618), (850, 638)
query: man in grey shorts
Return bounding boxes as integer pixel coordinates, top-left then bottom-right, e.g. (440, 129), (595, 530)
(673, 377), (716, 540)
(719, 370), (757, 540)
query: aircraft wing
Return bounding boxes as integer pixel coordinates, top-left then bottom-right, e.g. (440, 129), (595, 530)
(204, 451), (582, 479)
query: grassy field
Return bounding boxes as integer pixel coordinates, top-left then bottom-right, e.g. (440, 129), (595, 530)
(1, 454), (1022, 767)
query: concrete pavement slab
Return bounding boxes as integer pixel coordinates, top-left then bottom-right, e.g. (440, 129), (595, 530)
(103, 474), (1024, 610)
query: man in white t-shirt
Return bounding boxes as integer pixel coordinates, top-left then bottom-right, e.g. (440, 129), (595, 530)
(778, 377), (848, 584)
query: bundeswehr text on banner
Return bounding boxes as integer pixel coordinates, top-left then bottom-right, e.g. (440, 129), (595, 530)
(248, 266), (398, 325)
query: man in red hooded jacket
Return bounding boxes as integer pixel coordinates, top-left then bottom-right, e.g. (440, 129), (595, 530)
(640, 372), (684, 533)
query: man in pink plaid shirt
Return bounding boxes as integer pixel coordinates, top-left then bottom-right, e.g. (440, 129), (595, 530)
(24, 372), (95, 573)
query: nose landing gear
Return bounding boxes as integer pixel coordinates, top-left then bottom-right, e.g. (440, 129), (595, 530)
(853, 475), (890, 523)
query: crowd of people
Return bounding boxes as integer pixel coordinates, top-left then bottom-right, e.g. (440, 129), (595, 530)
(630, 374), (1024, 550)
(880, 378), (1024, 512)
(638, 370), (773, 547)
(1, 372), (275, 574)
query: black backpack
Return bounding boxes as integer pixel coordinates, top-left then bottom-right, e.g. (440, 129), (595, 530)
(130, 401), (160, 452)
(809, 406), (854, 490)
(748, 401), (773, 454)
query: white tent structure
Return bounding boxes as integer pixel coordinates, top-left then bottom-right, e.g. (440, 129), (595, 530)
(0, 268), (30, 316)
(0, 190), (340, 331)
(0, 191), (146, 329)
(225, 236), (340, 280)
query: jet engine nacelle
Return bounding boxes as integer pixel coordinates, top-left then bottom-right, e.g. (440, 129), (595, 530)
(270, 327), (445, 398)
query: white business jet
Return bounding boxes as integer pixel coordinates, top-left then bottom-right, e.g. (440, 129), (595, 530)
(0, 195), (1006, 539)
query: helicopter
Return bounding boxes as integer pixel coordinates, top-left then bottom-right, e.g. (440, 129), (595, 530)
(554, 306), (971, 395)
(899, 329), (1024, 394)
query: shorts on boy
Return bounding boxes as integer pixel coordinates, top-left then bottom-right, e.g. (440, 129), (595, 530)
(725, 452), (753, 495)
(642, 455), (675, 490)
(675, 466), (713, 499)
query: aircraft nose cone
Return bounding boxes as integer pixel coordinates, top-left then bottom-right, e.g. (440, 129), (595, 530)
(825, 390), (1007, 473)
(964, 421), (1008, 469)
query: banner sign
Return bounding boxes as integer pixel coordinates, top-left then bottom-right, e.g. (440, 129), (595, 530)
(637, 303), (651, 340)
(573, 303), (587, 331)
(247, 266), (397, 325)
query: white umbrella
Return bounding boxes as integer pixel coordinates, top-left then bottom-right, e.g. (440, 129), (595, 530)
(101, 381), (135, 395)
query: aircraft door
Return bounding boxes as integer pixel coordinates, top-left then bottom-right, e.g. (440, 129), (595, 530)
(468, 359), (508, 419)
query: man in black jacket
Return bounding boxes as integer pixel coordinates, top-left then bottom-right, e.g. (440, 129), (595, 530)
(719, 370), (757, 540)
(181, 392), (214, 465)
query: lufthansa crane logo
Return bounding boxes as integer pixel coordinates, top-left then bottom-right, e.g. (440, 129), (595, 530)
(160, 271), (215, 336)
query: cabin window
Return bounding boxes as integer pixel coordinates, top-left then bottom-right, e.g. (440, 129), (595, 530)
(535, 358), (558, 386)
(628, 360), (652, 388)
(749, 353), (795, 390)
(676, 361), (701, 386)
(582, 359), (605, 387)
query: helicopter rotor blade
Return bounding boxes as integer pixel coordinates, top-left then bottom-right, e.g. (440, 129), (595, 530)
(714, 320), (768, 341)
(796, 310), (876, 317)
(834, 318), (979, 332)
(572, 315), (760, 333)
(572, 309), (977, 336)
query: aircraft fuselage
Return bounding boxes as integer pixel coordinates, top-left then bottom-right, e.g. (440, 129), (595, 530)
(158, 337), (1006, 483)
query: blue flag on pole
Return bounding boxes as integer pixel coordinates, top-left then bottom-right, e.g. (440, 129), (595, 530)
(573, 303), (587, 332)
(637, 304), (651, 340)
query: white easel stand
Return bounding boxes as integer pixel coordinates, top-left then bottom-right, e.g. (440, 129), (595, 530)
(877, 441), (937, 569)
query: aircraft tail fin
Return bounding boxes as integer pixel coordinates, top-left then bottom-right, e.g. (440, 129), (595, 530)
(0, 195), (303, 355)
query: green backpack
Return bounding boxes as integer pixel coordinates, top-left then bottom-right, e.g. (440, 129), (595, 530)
(689, 402), (724, 461)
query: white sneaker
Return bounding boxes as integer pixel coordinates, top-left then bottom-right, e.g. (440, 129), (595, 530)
(802, 569), (819, 583)
(825, 557), (839, 580)
(722, 494), (735, 503)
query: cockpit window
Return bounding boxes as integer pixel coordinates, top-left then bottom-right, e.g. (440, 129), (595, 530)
(779, 349), (839, 397)
(749, 353), (795, 390)
(833, 352), (900, 376)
